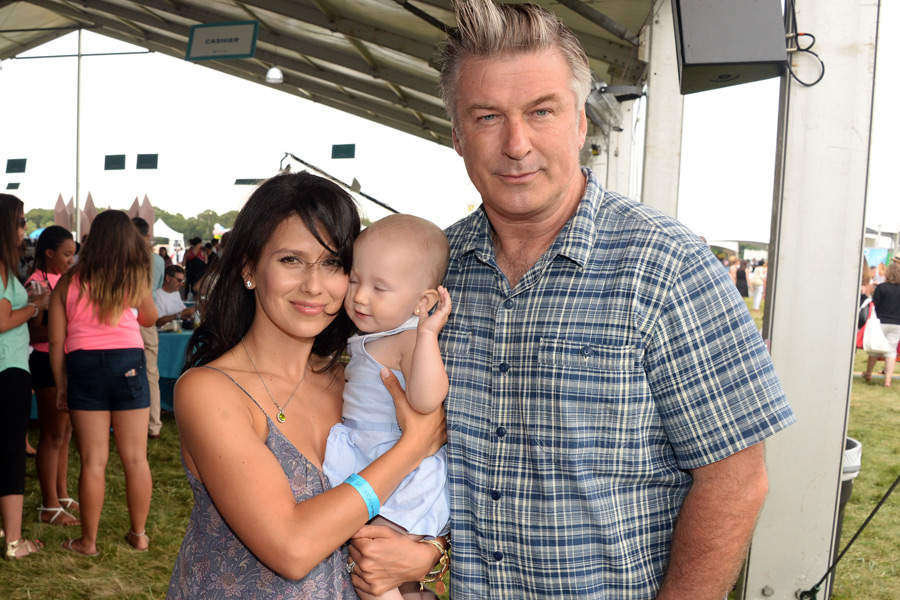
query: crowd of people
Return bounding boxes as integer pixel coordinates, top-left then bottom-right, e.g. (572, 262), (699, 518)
(3, 1), (807, 598)
(0, 195), (226, 560)
(719, 254), (768, 312)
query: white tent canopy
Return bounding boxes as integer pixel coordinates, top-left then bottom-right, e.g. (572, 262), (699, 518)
(154, 218), (184, 249)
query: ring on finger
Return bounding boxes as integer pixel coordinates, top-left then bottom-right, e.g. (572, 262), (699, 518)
(346, 560), (357, 574)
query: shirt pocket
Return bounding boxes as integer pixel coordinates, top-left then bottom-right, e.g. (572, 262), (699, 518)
(439, 328), (472, 434)
(538, 338), (638, 371)
(531, 338), (650, 465)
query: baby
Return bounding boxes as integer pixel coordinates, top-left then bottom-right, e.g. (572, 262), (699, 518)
(323, 214), (451, 600)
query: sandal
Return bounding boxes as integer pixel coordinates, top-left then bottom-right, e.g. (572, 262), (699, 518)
(125, 529), (150, 552)
(38, 506), (80, 526)
(61, 538), (99, 557)
(862, 372), (872, 382)
(5, 538), (43, 560)
(59, 497), (80, 512)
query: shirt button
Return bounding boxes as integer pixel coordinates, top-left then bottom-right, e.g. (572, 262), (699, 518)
(504, 299), (514, 309)
(491, 490), (501, 500)
(496, 426), (506, 438)
(493, 551), (504, 562)
(498, 362), (510, 373)
(580, 345), (593, 358)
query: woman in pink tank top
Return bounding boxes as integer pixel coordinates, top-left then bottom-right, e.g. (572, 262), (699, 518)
(48, 210), (158, 557)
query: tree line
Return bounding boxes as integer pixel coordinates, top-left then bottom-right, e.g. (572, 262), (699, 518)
(24, 207), (239, 245)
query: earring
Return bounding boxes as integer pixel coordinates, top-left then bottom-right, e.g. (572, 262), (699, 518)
(414, 308), (420, 315)
(246, 280), (252, 288)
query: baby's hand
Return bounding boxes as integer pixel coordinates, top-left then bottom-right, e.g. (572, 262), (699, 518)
(416, 286), (451, 337)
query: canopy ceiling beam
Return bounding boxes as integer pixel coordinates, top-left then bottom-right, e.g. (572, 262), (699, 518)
(240, 0), (438, 63)
(555, 0), (640, 47)
(28, 0), (446, 118)
(413, 0), (642, 77)
(0, 27), (74, 59)
(391, 0), (452, 34)
(208, 59), (449, 144)
(66, 0), (443, 98)
(27, 12), (452, 144)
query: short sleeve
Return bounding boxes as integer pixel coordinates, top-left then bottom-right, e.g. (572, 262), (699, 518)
(644, 245), (795, 470)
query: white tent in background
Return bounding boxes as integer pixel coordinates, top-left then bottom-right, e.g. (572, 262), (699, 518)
(153, 218), (184, 249)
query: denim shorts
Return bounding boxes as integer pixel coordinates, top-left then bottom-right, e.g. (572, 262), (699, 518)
(29, 350), (56, 390)
(66, 348), (150, 411)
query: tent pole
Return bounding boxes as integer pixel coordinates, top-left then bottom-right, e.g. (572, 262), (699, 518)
(74, 28), (82, 242)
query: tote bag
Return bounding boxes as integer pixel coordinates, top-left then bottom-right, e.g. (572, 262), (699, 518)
(862, 305), (893, 354)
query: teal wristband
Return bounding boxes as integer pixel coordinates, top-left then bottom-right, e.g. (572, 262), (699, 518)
(344, 473), (380, 520)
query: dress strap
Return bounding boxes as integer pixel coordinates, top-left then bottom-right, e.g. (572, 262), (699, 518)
(197, 365), (269, 418)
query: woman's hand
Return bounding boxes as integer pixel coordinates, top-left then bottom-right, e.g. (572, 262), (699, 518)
(348, 525), (442, 595)
(382, 368), (446, 457)
(27, 286), (51, 311)
(55, 387), (68, 412)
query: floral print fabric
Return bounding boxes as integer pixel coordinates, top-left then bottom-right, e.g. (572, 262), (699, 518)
(167, 414), (358, 599)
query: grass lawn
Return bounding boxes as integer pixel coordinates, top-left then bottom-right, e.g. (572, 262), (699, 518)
(2, 301), (896, 598)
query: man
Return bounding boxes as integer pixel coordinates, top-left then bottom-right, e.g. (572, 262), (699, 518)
(154, 264), (196, 327)
(133, 217), (166, 439)
(350, 2), (795, 599)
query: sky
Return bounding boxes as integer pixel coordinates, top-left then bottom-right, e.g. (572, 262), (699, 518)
(1, 2), (897, 242)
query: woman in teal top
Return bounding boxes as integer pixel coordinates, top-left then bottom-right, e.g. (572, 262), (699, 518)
(0, 193), (49, 559)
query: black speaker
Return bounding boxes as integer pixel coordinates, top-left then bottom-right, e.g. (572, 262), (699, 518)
(671, 0), (787, 94)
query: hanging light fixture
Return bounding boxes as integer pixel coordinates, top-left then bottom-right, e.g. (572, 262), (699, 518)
(266, 65), (283, 84)
(266, 34), (283, 84)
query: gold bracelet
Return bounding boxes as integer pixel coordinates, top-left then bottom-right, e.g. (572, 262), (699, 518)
(418, 538), (450, 592)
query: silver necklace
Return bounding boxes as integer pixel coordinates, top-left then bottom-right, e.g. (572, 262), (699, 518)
(241, 339), (306, 423)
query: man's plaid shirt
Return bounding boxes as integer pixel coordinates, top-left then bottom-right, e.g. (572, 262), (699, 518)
(439, 169), (795, 599)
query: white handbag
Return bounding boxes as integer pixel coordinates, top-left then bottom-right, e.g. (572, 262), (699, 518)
(862, 305), (893, 354)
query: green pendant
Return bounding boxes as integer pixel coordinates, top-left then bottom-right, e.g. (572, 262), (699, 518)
(277, 412), (286, 423)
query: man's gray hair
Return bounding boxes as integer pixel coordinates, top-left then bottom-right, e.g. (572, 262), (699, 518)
(439, 0), (592, 127)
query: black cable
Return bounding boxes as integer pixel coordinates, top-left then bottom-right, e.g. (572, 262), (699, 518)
(797, 469), (900, 599)
(784, 0), (825, 87)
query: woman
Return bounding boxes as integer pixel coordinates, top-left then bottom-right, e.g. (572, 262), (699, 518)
(862, 257), (900, 387)
(168, 172), (446, 598)
(49, 210), (158, 556)
(0, 193), (47, 559)
(183, 237), (206, 298)
(735, 259), (749, 298)
(750, 259), (767, 311)
(26, 226), (80, 526)
(159, 246), (173, 267)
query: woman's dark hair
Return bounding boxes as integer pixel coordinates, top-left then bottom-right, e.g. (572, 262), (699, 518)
(31, 225), (74, 275)
(0, 193), (25, 275)
(186, 171), (360, 371)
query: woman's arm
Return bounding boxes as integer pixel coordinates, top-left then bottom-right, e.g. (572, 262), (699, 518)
(0, 276), (47, 333)
(349, 526), (449, 595)
(176, 367), (445, 580)
(136, 292), (158, 327)
(48, 279), (69, 410)
(0, 298), (38, 333)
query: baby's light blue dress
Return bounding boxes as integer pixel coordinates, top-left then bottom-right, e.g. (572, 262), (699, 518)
(323, 317), (450, 537)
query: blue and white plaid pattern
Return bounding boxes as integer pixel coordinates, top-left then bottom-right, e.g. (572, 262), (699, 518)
(439, 169), (795, 599)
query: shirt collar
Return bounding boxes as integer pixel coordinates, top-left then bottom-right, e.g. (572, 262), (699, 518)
(456, 168), (605, 270)
(552, 167), (605, 269)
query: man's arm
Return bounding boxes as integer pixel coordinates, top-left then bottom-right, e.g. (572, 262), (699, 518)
(155, 307), (194, 327)
(656, 442), (769, 600)
(153, 293), (195, 327)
